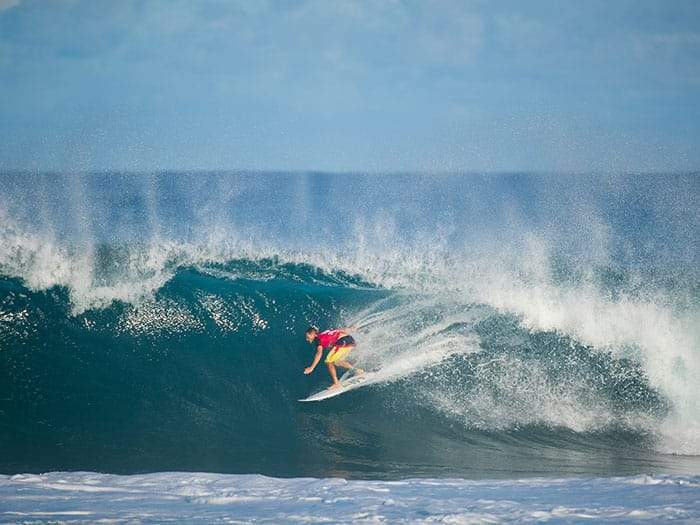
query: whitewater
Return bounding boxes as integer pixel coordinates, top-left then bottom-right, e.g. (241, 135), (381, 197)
(1, 472), (699, 523)
(0, 172), (698, 521)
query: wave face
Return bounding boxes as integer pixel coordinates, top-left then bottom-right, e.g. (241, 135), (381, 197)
(0, 172), (699, 479)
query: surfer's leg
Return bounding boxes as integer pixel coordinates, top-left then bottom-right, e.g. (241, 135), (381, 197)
(326, 362), (341, 387)
(336, 360), (364, 375)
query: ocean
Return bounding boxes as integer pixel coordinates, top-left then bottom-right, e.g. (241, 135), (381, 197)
(0, 172), (698, 522)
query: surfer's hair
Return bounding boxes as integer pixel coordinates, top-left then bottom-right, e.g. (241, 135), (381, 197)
(305, 326), (318, 335)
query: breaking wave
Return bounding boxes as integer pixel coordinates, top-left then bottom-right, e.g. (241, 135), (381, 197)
(0, 172), (698, 477)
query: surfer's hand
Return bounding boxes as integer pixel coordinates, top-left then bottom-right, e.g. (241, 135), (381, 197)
(304, 366), (314, 375)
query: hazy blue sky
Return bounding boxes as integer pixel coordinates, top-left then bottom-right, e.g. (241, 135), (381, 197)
(1, 0), (699, 172)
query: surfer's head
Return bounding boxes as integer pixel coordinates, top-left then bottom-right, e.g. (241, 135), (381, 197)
(305, 326), (318, 343)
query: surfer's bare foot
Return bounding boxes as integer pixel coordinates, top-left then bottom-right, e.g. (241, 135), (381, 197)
(329, 382), (342, 389)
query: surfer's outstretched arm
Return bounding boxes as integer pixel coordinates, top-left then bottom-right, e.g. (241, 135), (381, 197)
(304, 345), (323, 374)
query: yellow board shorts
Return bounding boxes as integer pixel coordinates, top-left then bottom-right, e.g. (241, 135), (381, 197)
(324, 335), (355, 364)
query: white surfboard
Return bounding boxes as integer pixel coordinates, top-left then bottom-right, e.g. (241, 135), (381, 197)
(299, 373), (370, 402)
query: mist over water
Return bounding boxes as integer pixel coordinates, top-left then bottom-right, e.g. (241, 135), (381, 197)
(0, 172), (698, 478)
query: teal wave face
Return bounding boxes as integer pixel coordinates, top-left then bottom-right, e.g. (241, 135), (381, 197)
(0, 262), (380, 474)
(1, 259), (695, 479)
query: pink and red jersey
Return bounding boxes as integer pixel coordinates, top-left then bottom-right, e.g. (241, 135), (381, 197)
(316, 329), (344, 348)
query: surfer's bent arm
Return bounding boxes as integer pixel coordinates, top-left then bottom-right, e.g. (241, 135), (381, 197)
(304, 345), (323, 374)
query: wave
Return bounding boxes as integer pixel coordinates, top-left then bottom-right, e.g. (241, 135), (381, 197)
(1, 173), (698, 477)
(1, 252), (698, 477)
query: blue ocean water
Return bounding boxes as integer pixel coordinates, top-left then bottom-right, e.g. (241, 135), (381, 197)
(0, 173), (698, 520)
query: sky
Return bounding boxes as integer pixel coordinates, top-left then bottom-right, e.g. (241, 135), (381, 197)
(1, 0), (699, 173)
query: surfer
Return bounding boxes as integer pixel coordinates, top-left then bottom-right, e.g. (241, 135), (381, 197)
(303, 326), (364, 388)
